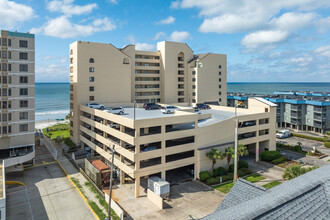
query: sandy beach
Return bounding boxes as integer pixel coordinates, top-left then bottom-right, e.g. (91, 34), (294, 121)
(35, 119), (69, 130)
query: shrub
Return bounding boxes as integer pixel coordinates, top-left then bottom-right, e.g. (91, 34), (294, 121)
(282, 165), (318, 180)
(272, 156), (287, 164)
(64, 138), (76, 148)
(229, 164), (235, 173)
(213, 167), (227, 177)
(291, 133), (325, 142)
(293, 145), (302, 152)
(222, 173), (234, 182)
(199, 171), (211, 181)
(324, 142), (330, 148)
(260, 151), (281, 161)
(238, 168), (253, 177)
(207, 177), (220, 185)
(238, 160), (249, 169)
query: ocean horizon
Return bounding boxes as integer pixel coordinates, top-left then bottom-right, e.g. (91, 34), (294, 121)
(35, 82), (330, 121)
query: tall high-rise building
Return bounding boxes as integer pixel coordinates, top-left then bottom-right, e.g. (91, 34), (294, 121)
(0, 30), (35, 169)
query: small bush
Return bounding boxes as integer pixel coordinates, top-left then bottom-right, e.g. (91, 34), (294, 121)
(260, 151), (281, 161)
(229, 164), (235, 173)
(238, 160), (249, 169)
(238, 168), (253, 177)
(213, 167), (227, 177)
(64, 138), (76, 148)
(324, 142), (330, 148)
(207, 177), (220, 185)
(222, 173), (234, 182)
(293, 145), (302, 152)
(272, 156), (287, 164)
(282, 165), (318, 180)
(292, 133), (325, 142)
(199, 171), (211, 181)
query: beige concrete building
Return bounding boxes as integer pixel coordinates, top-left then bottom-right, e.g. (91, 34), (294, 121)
(0, 30), (35, 169)
(70, 40), (276, 197)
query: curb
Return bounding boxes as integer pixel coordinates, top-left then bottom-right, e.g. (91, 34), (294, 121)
(56, 160), (99, 220)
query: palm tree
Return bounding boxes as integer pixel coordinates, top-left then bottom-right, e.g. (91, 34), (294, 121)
(225, 146), (235, 171)
(206, 149), (225, 176)
(237, 144), (249, 162)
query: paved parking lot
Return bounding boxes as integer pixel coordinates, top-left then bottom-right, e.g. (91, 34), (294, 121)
(6, 144), (96, 220)
(113, 180), (224, 220)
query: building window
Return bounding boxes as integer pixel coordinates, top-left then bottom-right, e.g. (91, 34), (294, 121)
(192, 71), (196, 75)
(2, 76), (7, 84)
(219, 98), (222, 102)
(2, 38), (7, 46)
(89, 67), (94, 72)
(89, 96), (94, 101)
(192, 99), (196, 103)
(20, 76), (28, 83)
(20, 100), (28, 108)
(2, 126), (7, 135)
(8, 51), (11, 59)
(219, 65), (221, 69)
(2, 114), (7, 122)
(70, 57), (73, 64)
(20, 88), (28, 96)
(219, 78), (221, 82)
(2, 89), (7, 96)
(192, 92), (196, 96)
(219, 72), (221, 75)
(8, 125), (11, 133)
(19, 64), (28, 72)
(89, 77), (94, 82)
(1, 51), (7, 59)
(89, 86), (94, 91)
(19, 112), (28, 120)
(19, 52), (28, 60)
(8, 39), (11, 46)
(192, 85), (196, 89)
(70, 49), (73, 55)
(89, 58), (94, 63)
(192, 78), (196, 82)
(70, 66), (74, 73)
(19, 124), (28, 132)
(219, 92), (221, 95)
(19, 40), (28, 48)
(2, 63), (7, 71)
(8, 64), (11, 71)
(219, 85), (222, 88)
(123, 58), (129, 64)
(2, 101), (7, 109)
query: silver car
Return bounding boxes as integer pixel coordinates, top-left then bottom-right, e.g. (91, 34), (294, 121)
(104, 107), (125, 115)
(87, 103), (105, 110)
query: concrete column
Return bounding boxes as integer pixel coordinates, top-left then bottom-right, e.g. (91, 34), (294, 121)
(143, 127), (149, 135)
(194, 163), (198, 180)
(120, 170), (125, 184)
(135, 128), (140, 138)
(91, 149), (95, 157)
(135, 176), (140, 198)
(256, 142), (260, 162)
(161, 170), (166, 180)
(161, 125), (165, 134)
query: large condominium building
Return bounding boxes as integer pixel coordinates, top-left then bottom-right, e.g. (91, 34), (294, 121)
(70, 40), (276, 197)
(228, 91), (330, 134)
(0, 30), (35, 169)
(70, 41), (227, 144)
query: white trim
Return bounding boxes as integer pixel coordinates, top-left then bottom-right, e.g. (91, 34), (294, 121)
(1, 108), (35, 112)
(9, 144), (35, 149)
(0, 97), (35, 100)
(8, 73), (34, 75)
(8, 120), (35, 124)
(8, 132), (35, 137)
(252, 97), (278, 107)
(8, 48), (35, 52)
(7, 85), (35, 88)
(8, 61), (35, 64)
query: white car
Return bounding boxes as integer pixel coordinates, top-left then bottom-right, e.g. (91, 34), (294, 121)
(194, 108), (201, 114)
(87, 103), (105, 110)
(104, 107), (125, 115)
(108, 122), (120, 129)
(161, 106), (179, 114)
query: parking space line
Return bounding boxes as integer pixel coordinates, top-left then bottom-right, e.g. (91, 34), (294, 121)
(24, 161), (57, 170)
(56, 160), (99, 220)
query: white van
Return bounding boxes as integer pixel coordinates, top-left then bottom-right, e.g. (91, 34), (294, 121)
(276, 130), (291, 139)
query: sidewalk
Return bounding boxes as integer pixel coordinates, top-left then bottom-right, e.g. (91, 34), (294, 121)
(44, 137), (117, 220)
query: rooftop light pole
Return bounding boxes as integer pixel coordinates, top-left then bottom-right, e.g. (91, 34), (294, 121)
(233, 105), (238, 183)
(107, 145), (115, 220)
(133, 101), (136, 121)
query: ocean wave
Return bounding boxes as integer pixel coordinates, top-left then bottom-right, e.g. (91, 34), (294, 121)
(35, 110), (69, 116)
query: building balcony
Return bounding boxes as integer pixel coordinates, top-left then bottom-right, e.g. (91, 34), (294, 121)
(135, 58), (160, 63)
(314, 115), (327, 121)
(0, 146), (35, 167)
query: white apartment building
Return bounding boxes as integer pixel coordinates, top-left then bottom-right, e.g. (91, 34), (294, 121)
(0, 30), (35, 169)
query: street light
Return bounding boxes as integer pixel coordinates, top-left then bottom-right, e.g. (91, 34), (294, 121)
(107, 145), (115, 220)
(233, 105), (238, 183)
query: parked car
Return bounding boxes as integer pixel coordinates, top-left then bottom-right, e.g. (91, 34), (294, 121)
(161, 106), (179, 114)
(144, 103), (160, 110)
(276, 130), (291, 139)
(194, 108), (201, 114)
(104, 107), (125, 115)
(141, 146), (157, 152)
(196, 103), (210, 109)
(108, 122), (120, 129)
(87, 103), (105, 110)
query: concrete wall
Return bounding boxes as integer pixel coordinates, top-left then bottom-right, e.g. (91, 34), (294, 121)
(147, 189), (163, 209)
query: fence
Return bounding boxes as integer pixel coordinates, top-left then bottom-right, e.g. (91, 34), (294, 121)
(43, 136), (58, 160)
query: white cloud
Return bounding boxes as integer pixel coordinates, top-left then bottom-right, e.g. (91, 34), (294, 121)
(30, 16), (116, 39)
(157, 16), (175, 25)
(314, 45), (330, 58)
(108, 0), (118, 4)
(135, 43), (155, 51)
(241, 30), (289, 49)
(270, 12), (316, 31)
(125, 35), (136, 44)
(0, 0), (35, 29)
(47, 0), (97, 16)
(153, 32), (166, 40)
(168, 31), (190, 42)
(170, 1), (180, 9)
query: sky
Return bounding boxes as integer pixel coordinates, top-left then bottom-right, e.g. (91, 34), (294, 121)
(1, 0), (330, 83)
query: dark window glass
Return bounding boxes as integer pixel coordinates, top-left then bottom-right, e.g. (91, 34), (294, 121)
(19, 40), (28, 48)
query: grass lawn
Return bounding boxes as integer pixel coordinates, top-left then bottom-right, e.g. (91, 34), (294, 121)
(42, 123), (70, 139)
(213, 182), (234, 194)
(244, 174), (265, 183)
(262, 181), (282, 189)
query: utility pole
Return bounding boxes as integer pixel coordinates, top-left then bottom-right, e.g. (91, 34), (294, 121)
(107, 145), (115, 220)
(233, 106), (238, 183)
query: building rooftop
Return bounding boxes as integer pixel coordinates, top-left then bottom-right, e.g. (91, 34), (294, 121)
(202, 165), (330, 220)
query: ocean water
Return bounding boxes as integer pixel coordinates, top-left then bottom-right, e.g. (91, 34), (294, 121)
(35, 82), (330, 121)
(35, 83), (69, 121)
